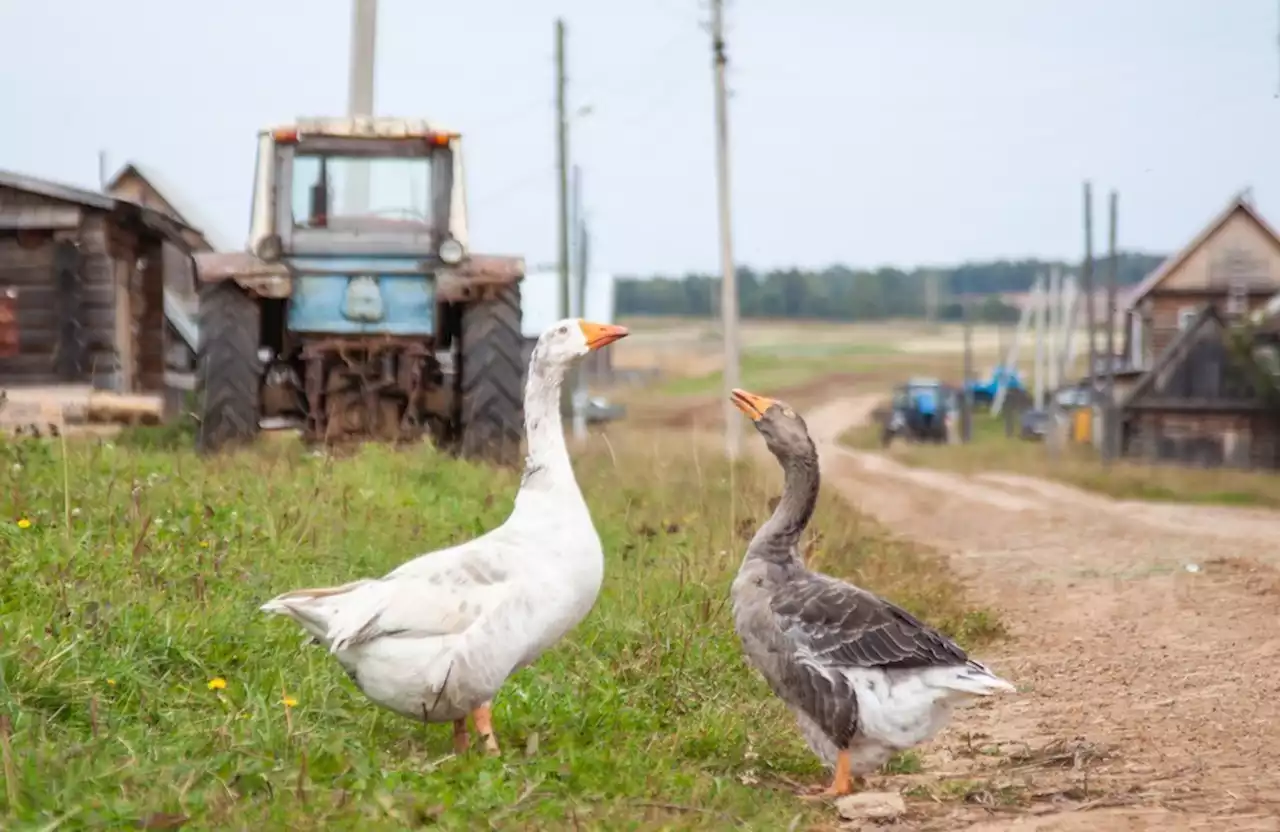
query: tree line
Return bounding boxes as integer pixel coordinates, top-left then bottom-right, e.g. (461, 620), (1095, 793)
(615, 252), (1165, 323)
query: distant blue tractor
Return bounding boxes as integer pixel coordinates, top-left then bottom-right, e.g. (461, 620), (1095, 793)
(192, 117), (527, 465)
(881, 378), (954, 446)
(966, 365), (1030, 409)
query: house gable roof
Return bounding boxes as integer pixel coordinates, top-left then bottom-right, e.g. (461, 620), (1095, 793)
(104, 162), (230, 251)
(1124, 191), (1280, 311)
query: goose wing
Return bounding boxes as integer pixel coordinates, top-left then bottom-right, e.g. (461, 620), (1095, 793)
(771, 571), (969, 671)
(766, 571), (970, 747)
(264, 547), (513, 654)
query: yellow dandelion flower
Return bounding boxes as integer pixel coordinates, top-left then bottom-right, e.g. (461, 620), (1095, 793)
(107, 679), (116, 686)
(16, 518), (31, 529)
(199, 540), (209, 548)
(207, 677), (227, 691)
(281, 696), (298, 708)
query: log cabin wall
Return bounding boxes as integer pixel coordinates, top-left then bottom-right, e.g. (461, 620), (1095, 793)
(0, 183), (172, 393)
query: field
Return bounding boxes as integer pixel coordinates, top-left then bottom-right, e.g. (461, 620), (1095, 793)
(7, 315), (1280, 831)
(0, 420), (996, 830)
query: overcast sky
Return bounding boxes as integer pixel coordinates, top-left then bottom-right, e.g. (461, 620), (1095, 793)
(2, 1), (1278, 275)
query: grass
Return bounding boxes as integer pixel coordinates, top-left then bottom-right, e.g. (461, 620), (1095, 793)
(842, 404), (1280, 509)
(0, 426), (999, 830)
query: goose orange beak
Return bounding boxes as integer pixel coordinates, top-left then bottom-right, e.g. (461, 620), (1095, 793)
(730, 388), (776, 421)
(579, 321), (629, 350)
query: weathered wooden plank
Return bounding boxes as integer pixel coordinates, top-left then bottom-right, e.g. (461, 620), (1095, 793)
(53, 239), (86, 380)
(0, 206), (82, 230)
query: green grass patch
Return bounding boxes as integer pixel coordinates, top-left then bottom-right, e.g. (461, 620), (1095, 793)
(0, 429), (998, 829)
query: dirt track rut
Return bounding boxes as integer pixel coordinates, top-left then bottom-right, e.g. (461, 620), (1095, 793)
(801, 394), (1280, 831)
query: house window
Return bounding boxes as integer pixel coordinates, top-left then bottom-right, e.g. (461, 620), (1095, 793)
(1177, 306), (1197, 331)
(1227, 282), (1247, 316)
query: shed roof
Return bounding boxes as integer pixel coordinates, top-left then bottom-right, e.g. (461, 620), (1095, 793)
(0, 168), (197, 250)
(1125, 191), (1280, 311)
(104, 162), (230, 252)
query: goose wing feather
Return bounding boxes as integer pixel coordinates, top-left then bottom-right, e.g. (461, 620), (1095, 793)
(771, 571), (969, 671)
(277, 546), (514, 654)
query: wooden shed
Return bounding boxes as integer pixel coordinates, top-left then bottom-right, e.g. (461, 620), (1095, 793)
(103, 162), (224, 392)
(1119, 304), (1280, 469)
(0, 169), (196, 427)
(1123, 191), (1280, 369)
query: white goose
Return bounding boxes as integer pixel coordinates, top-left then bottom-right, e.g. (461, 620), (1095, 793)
(261, 318), (629, 755)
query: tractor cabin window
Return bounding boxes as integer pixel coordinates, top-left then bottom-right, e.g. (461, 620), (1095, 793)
(291, 153), (434, 232)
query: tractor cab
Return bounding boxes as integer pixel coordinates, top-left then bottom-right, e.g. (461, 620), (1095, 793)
(192, 117), (527, 460)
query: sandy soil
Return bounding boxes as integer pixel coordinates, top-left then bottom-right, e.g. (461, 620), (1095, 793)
(795, 394), (1280, 831)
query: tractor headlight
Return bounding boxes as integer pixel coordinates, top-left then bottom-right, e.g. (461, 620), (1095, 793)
(438, 237), (464, 265)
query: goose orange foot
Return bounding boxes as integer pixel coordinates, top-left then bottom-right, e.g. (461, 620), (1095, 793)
(471, 701), (501, 756)
(799, 750), (863, 799)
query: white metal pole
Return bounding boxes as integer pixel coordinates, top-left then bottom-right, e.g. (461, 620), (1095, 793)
(1033, 271), (1046, 410)
(1048, 265), (1062, 394)
(345, 0), (377, 214)
(991, 280), (1036, 416)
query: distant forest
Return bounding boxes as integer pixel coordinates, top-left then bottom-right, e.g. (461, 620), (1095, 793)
(615, 252), (1165, 323)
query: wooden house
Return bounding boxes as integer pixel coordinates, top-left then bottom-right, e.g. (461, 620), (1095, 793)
(0, 169), (196, 426)
(1119, 305), (1280, 469)
(1123, 191), (1280, 369)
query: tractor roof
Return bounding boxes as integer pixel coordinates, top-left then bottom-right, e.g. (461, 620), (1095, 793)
(264, 116), (460, 141)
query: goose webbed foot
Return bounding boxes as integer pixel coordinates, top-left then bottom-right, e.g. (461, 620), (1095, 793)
(471, 701), (501, 756)
(799, 749), (860, 799)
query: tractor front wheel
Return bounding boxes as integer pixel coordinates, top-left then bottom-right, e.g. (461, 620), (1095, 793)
(195, 281), (261, 454)
(457, 284), (525, 466)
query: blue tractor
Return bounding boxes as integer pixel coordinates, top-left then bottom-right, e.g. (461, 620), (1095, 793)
(881, 378), (954, 446)
(192, 117), (527, 464)
(966, 365), (1029, 409)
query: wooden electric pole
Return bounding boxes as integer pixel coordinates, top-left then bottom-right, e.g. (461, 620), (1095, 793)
(1104, 190), (1119, 463)
(555, 19), (573, 417)
(711, 0), (742, 460)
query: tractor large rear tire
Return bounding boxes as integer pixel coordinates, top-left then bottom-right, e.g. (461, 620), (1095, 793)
(195, 281), (261, 455)
(458, 284), (525, 466)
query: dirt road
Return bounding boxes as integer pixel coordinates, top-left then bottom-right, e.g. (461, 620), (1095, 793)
(802, 394), (1280, 831)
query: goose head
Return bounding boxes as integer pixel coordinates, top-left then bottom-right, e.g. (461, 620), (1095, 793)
(530, 319), (629, 377)
(730, 388), (816, 462)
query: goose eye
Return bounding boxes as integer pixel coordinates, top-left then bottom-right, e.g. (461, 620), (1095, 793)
(558, 325), (568, 335)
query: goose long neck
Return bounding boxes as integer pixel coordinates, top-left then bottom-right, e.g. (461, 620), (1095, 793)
(518, 357), (577, 489)
(749, 444), (820, 561)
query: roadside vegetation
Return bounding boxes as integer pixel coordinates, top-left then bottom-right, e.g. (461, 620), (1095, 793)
(0, 426), (999, 830)
(842, 404), (1280, 509)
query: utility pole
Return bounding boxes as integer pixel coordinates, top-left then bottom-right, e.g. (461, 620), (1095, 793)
(555, 18), (573, 418)
(1048, 265), (1062, 394)
(711, 0), (742, 460)
(1033, 271), (1046, 411)
(1103, 190), (1119, 463)
(571, 164), (588, 442)
(1082, 182), (1097, 447)
(346, 0), (378, 214)
(961, 282), (974, 443)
